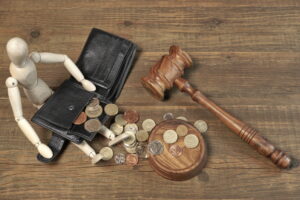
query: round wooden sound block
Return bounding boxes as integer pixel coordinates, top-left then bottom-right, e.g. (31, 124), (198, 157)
(148, 119), (207, 181)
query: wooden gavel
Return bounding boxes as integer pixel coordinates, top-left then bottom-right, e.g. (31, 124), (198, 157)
(141, 45), (292, 169)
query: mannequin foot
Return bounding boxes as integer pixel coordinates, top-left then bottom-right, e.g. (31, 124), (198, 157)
(36, 143), (53, 159)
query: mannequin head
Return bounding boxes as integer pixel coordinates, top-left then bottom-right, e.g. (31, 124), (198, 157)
(6, 37), (29, 66)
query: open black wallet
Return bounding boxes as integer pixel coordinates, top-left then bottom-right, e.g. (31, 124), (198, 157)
(31, 28), (137, 163)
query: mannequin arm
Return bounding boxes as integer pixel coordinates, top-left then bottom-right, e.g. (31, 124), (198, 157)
(30, 52), (96, 92)
(6, 77), (53, 159)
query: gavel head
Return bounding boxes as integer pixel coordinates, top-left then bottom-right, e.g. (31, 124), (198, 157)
(141, 45), (192, 100)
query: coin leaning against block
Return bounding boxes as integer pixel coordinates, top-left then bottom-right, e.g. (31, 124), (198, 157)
(142, 119), (156, 132)
(194, 120), (208, 133)
(176, 124), (188, 137)
(148, 140), (164, 155)
(84, 119), (102, 132)
(163, 130), (178, 144)
(184, 134), (199, 149)
(104, 103), (119, 116)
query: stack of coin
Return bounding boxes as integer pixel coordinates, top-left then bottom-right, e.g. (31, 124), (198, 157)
(85, 98), (103, 118)
(136, 142), (148, 158)
(123, 131), (138, 153)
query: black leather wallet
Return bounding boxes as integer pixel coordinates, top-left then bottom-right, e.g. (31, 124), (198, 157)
(31, 28), (137, 162)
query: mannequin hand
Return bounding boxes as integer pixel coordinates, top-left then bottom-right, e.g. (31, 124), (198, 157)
(36, 143), (53, 159)
(81, 79), (96, 92)
(29, 52), (41, 63)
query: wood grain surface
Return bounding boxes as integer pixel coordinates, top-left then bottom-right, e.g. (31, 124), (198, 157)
(0, 0), (300, 199)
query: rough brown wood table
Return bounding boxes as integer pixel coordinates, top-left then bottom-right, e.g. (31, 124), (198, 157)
(0, 0), (299, 199)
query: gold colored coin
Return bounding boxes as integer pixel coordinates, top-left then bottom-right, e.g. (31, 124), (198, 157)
(84, 119), (101, 132)
(176, 124), (188, 137)
(124, 123), (138, 133)
(104, 103), (119, 116)
(85, 105), (103, 118)
(184, 134), (199, 149)
(176, 116), (188, 121)
(115, 114), (127, 126)
(194, 120), (208, 133)
(163, 130), (178, 144)
(136, 130), (149, 142)
(100, 147), (114, 160)
(110, 123), (123, 135)
(142, 119), (156, 132)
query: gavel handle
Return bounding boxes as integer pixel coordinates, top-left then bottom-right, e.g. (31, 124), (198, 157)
(174, 78), (291, 168)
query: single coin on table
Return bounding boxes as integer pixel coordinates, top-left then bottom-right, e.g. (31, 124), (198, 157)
(104, 103), (119, 116)
(169, 144), (183, 157)
(126, 154), (139, 166)
(176, 116), (188, 121)
(85, 104), (103, 118)
(163, 130), (178, 144)
(148, 140), (164, 155)
(142, 119), (156, 132)
(114, 153), (126, 165)
(115, 114), (128, 126)
(124, 110), (140, 123)
(136, 130), (149, 142)
(184, 134), (199, 149)
(176, 124), (188, 137)
(110, 123), (123, 135)
(73, 112), (87, 125)
(194, 120), (208, 133)
(84, 119), (102, 132)
(124, 123), (138, 133)
(163, 112), (174, 120)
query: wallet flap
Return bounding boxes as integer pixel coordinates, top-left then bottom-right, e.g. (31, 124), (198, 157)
(32, 80), (94, 130)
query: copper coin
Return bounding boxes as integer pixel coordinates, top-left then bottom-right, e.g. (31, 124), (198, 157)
(73, 112), (87, 125)
(126, 154), (139, 166)
(123, 110), (140, 123)
(169, 144), (183, 157)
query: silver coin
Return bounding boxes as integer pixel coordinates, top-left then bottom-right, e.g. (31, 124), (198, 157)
(148, 140), (164, 155)
(136, 142), (148, 158)
(114, 153), (126, 165)
(163, 112), (174, 120)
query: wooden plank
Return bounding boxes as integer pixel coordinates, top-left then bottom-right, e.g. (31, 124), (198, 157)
(0, 0), (299, 199)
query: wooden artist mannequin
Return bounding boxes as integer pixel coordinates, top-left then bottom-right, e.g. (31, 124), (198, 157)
(5, 37), (103, 164)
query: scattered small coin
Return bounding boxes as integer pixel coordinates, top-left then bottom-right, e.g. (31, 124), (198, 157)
(73, 112), (87, 125)
(176, 124), (188, 137)
(124, 123), (138, 133)
(84, 119), (102, 132)
(169, 144), (183, 157)
(104, 103), (119, 116)
(124, 110), (140, 123)
(142, 119), (156, 132)
(126, 154), (139, 166)
(114, 153), (126, 165)
(163, 112), (174, 120)
(163, 130), (178, 144)
(176, 116), (188, 121)
(194, 120), (208, 133)
(85, 104), (103, 118)
(148, 140), (164, 155)
(184, 134), (199, 149)
(115, 114), (127, 126)
(110, 123), (123, 135)
(136, 130), (149, 142)
(100, 147), (114, 160)
(136, 142), (148, 158)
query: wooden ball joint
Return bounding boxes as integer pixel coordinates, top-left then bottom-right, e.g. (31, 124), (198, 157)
(141, 45), (292, 169)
